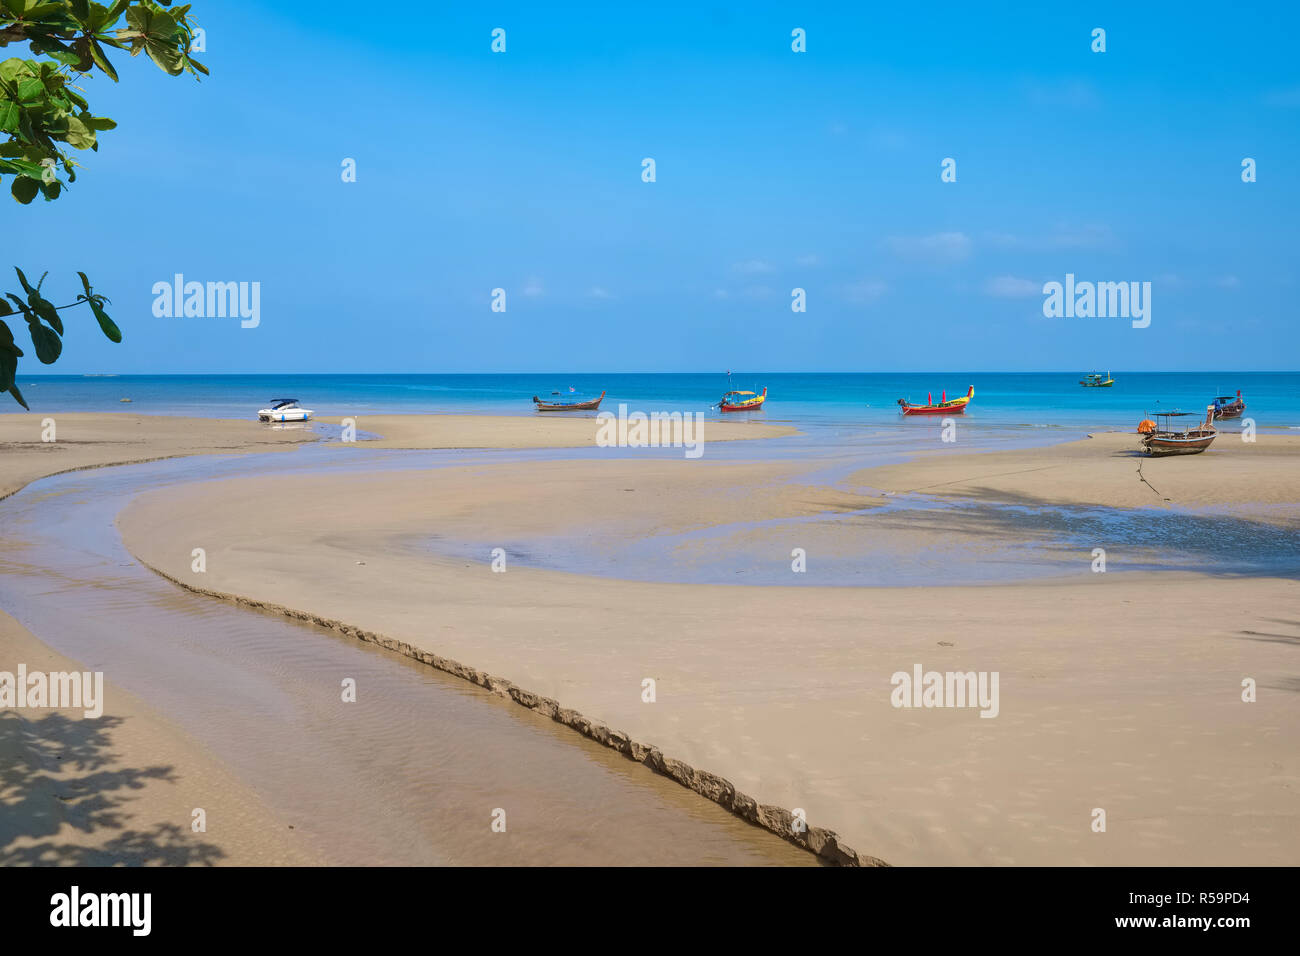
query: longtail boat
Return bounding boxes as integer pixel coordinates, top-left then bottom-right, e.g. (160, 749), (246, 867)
(532, 389), (605, 411)
(897, 385), (974, 416)
(719, 386), (767, 412)
(1211, 389), (1246, 420)
(1080, 371), (1114, 387)
(1138, 406), (1217, 456)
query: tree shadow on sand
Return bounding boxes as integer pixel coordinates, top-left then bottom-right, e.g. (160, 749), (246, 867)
(0, 711), (225, 866)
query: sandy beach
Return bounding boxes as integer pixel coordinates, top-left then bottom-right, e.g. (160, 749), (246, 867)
(0, 610), (321, 866)
(0, 413), (318, 502)
(97, 420), (1299, 866)
(318, 413), (796, 449)
(0, 416), (328, 864)
(0, 411), (819, 865)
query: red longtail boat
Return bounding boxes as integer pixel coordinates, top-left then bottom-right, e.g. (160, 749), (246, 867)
(897, 386), (974, 416)
(532, 389), (605, 411)
(1211, 390), (1246, 420)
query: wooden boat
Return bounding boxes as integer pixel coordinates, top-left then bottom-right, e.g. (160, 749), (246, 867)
(1080, 371), (1114, 387)
(897, 386), (974, 416)
(1211, 389), (1246, 420)
(532, 389), (605, 411)
(719, 386), (767, 412)
(1139, 406), (1217, 456)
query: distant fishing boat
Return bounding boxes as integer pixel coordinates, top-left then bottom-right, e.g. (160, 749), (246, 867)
(1211, 389), (1246, 420)
(1137, 406), (1217, 456)
(897, 386), (974, 416)
(532, 389), (605, 411)
(718, 386), (767, 412)
(1080, 371), (1114, 387)
(258, 398), (313, 422)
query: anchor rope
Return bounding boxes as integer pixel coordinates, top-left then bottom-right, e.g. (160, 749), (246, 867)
(1136, 457), (1169, 501)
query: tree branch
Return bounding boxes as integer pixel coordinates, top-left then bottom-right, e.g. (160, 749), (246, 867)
(0, 24), (31, 47)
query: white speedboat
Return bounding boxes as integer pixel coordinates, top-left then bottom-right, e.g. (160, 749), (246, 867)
(257, 398), (314, 422)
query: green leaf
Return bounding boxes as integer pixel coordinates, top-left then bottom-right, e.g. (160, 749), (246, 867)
(40, 46), (85, 69)
(144, 39), (183, 76)
(0, 326), (16, 392)
(13, 267), (34, 297)
(19, 3), (66, 18)
(28, 321), (62, 364)
(88, 38), (119, 81)
(16, 76), (44, 101)
(76, 270), (93, 299)
(63, 113), (96, 148)
(8, 381), (30, 410)
(11, 175), (39, 204)
(29, 293), (61, 332)
(0, 319), (21, 356)
(88, 296), (121, 342)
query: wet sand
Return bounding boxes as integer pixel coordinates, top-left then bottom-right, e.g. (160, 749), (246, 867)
(116, 430), (1300, 866)
(852, 430), (1300, 516)
(1, 413), (820, 866)
(0, 610), (321, 866)
(317, 413), (796, 449)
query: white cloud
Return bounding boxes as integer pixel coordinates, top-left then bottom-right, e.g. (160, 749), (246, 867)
(886, 231), (972, 262)
(522, 277), (544, 297)
(843, 279), (889, 303)
(587, 286), (613, 299)
(983, 225), (1115, 251)
(1214, 275), (1240, 289)
(983, 276), (1040, 298)
(795, 254), (820, 267)
(732, 259), (775, 275)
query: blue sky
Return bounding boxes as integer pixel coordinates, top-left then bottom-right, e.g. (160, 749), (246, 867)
(11, 1), (1299, 373)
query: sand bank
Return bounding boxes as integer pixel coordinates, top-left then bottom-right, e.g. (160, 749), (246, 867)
(852, 431), (1300, 516)
(0, 611), (322, 865)
(318, 413), (796, 449)
(118, 440), (1300, 866)
(0, 413), (316, 502)
(2, 412), (812, 865)
(0, 411), (794, 502)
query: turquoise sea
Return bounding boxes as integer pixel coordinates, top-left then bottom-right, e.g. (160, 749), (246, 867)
(13, 372), (1300, 432)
